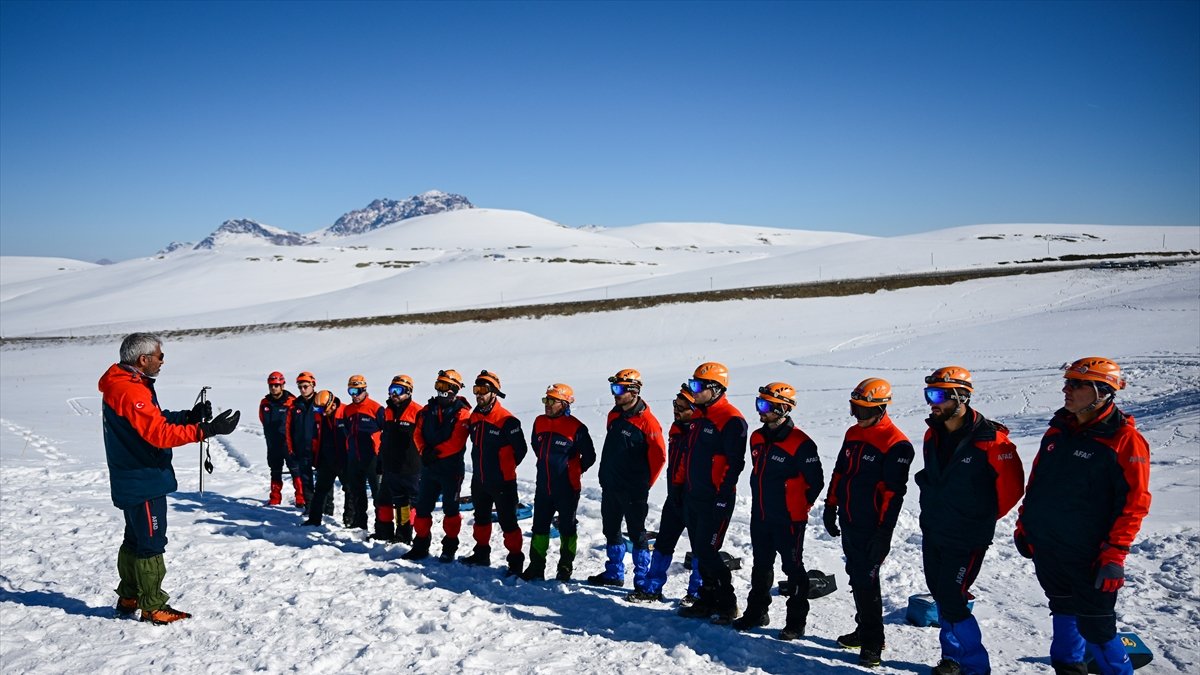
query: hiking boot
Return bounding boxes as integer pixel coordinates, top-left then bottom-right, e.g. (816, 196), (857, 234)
(115, 597), (138, 616)
(396, 523), (413, 544)
(140, 606), (192, 625)
(679, 593), (700, 608)
(555, 564), (572, 582)
(585, 572), (623, 587)
(836, 629), (862, 649)
(711, 604), (740, 626)
(505, 551), (525, 577)
(438, 537), (458, 563)
(401, 536), (431, 561)
(778, 624), (805, 641)
(930, 659), (962, 675)
(520, 560), (546, 582)
(678, 601), (715, 619)
(625, 589), (664, 603)
(859, 646), (883, 668)
(300, 516), (322, 527)
(731, 611), (769, 631)
(459, 546), (491, 566)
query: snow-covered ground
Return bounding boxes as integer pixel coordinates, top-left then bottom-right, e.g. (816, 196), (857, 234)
(1, 223), (1198, 673)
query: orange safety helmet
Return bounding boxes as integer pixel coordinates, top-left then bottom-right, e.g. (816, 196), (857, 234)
(925, 366), (973, 392)
(544, 383), (575, 404)
(693, 362), (730, 389)
(314, 390), (335, 409)
(391, 374), (415, 390)
(436, 369), (464, 391)
(608, 368), (643, 388)
(296, 371), (316, 384)
(850, 378), (893, 407)
(758, 382), (797, 408)
(267, 371), (286, 385)
(347, 374), (367, 388)
(476, 369), (503, 393)
(1063, 357), (1126, 391)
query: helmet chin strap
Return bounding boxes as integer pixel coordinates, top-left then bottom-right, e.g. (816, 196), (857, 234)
(1080, 383), (1112, 414)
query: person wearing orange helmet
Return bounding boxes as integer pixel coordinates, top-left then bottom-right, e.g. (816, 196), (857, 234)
(678, 361), (748, 624)
(341, 375), (385, 531)
(731, 382), (824, 640)
(823, 378), (915, 667)
(522, 383), (596, 581)
(285, 371), (321, 511)
(1014, 358), (1150, 675)
(587, 369), (666, 590)
(372, 375), (423, 543)
(460, 370), (529, 575)
(301, 390), (348, 528)
(916, 366), (1025, 675)
(627, 384), (703, 603)
(259, 372), (296, 505)
(404, 369), (472, 562)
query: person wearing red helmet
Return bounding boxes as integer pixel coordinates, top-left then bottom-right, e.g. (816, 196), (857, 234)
(626, 384), (703, 603)
(404, 369), (473, 562)
(521, 383), (596, 581)
(342, 375), (385, 531)
(587, 369), (666, 590)
(260, 372), (296, 505)
(1014, 358), (1150, 675)
(917, 366), (1025, 675)
(824, 378), (915, 668)
(678, 361), (748, 624)
(460, 370), (529, 575)
(372, 375), (423, 543)
(285, 371), (320, 511)
(731, 382), (824, 640)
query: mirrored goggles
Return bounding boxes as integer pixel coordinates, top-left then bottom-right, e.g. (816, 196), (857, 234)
(472, 384), (492, 396)
(851, 403), (880, 421)
(541, 396), (566, 406)
(923, 387), (957, 405)
(347, 387), (365, 397)
(755, 397), (788, 416)
(434, 381), (455, 393)
(687, 378), (718, 394)
(388, 385), (409, 397)
(610, 383), (632, 396)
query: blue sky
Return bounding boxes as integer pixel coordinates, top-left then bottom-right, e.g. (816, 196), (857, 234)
(1, 0), (1197, 261)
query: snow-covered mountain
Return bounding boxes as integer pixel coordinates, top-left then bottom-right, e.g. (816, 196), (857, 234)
(323, 190), (474, 237)
(194, 219), (315, 250)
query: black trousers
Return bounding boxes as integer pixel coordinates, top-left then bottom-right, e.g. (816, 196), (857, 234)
(342, 455), (379, 529)
(748, 518), (810, 625)
(922, 539), (987, 624)
(684, 497), (735, 611)
(842, 527), (887, 648)
(1033, 546), (1119, 643)
(600, 485), (650, 548)
(531, 480), (580, 538)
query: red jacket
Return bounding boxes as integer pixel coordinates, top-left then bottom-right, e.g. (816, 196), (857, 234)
(414, 397), (472, 465)
(826, 414), (915, 531)
(342, 396), (384, 463)
(469, 401), (527, 484)
(683, 396), (747, 502)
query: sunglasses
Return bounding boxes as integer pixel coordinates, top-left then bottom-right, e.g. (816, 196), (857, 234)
(851, 404), (880, 421)
(347, 387), (365, 397)
(1063, 379), (1092, 391)
(389, 385), (409, 397)
(298, 382), (314, 389)
(269, 383), (283, 388)
(923, 387), (960, 405)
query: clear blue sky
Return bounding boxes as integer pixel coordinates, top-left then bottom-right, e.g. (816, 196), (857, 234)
(2, 0), (1197, 261)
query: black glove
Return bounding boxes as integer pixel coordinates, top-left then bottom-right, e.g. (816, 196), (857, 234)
(199, 409), (240, 437)
(823, 504), (840, 537)
(186, 400), (213, 423)
(868, 528), (893, 563)
(1014, 527), (1034, 559)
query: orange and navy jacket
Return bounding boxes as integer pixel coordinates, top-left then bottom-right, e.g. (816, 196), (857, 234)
(531, 413), (596, 494)
(469, 401), (527, 484)
(286, 394), (320, 459)
(825, 414), (914, 532)
(749, 418), (824, 523)
(314, 400), (346, 468)
(1017, 403), (1151, 560)
(916, 407), (1024, 548)
(380, 398), (423, 475)
(414, 396), (472, 468)
(683, 396), (748, 503)
(667, 419), (700, 501)
(99, 363), (201, 508)
(343, 396), (385, 463)
(258, 390), (295, 453)
(598, 398), (666, 491)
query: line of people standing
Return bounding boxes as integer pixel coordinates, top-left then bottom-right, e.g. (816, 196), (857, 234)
(253, 358), (1149, 675)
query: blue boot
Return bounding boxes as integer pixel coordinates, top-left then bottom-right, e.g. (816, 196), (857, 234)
(687, 557), (703, 598)
(1050, 614), (1087, 670)
(643, 550), (672, 595)
(1086, 635), (1133, 675)
(586, 542), (627, 586)
(938, 612), (990, 675)
(631, 546), (652, 592)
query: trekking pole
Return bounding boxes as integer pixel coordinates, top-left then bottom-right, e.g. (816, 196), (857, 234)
(195, 386), (213, 495)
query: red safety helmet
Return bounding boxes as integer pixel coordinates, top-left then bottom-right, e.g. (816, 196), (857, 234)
(267, 371), (286, 385)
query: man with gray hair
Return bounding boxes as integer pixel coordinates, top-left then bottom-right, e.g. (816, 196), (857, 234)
(99, 332), (241, 624)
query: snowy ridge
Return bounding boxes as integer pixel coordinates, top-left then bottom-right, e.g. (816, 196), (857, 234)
(324, 190), (474, 237)
(194, 218), (316, 250)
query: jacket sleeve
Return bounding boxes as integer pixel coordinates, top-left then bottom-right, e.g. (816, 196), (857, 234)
(111, 384), (202, 449)
(801, 437), (825, 507)
(258, 398), (267, 426)
(577, 425), (597, 473)
(505, 416), (527, 466)
(644, 414), (667, 487)
(438, 405), (472, 458)
(878, 439), (915, 529)
(1106, 428), (1152, 550)
(715, 416), (749, 498)
(826, 439), (849, 506)
(987, 433), (1024, 519)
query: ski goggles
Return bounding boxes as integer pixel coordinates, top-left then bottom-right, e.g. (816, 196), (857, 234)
(541, 396), (567, 406)
(687, 378), (720, 395)
(610, 383), (635, 396)
(347, 387), (365, 397)
(755, 397), (790, 416)
(923, 387), (963, 405)
(472, 384), (493, 396)
(434, 381), (457, 393)
(388, 385), (409, 397)
(851, 404), (880, 421)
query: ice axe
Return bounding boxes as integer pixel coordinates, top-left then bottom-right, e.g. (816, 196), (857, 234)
(195, 386), (214, 494)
